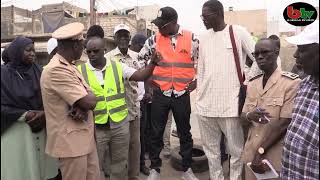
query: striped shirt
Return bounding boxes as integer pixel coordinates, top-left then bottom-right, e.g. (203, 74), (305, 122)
(196, 24), (259, 117)
(281, 76), (319, 180)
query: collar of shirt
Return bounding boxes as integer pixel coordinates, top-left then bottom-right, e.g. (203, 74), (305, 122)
(110, 47), (137, 59)
(265, 67), (282, 83)
(86, 59), (110, 72)
(56, 53), (76, 66)
(304, 76), (319, 90)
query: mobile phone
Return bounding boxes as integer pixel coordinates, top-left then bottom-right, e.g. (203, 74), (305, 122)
(256, 108), (271, 122)
(247, 159), (279, 179)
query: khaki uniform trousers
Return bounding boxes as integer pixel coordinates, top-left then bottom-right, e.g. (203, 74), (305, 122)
(197, 115), (244, 180)
(96, 122), (130, 180)
(59, 147), (100, 180)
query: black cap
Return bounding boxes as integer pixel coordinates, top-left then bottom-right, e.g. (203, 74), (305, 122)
(152, 6), (178, 28)
(131, 34), (147, 46)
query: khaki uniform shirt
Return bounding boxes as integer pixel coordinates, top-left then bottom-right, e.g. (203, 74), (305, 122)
(41, 54), (95, 158)
(105, 48), (141, 121)
(241, 68), (301, 171)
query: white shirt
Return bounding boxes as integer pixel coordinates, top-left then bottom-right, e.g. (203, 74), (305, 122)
(137, 82), (145, 102)
(86, 58), (136, 85)
(196, 24), (259, 117)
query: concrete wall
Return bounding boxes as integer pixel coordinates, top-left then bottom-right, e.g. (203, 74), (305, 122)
(40, 2), (87, 17)
(97, 15), (138, 38)
(224, 9), (267, 36)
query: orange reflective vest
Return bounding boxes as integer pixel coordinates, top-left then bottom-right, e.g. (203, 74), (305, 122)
(152, 30), (195, 91)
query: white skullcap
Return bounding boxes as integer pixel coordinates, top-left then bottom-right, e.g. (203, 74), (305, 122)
(47, 38), (58, 55)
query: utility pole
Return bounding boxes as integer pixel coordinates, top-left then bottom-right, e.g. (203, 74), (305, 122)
(90, 0), (96, 26)
(11, 5), (15, 35)
(32, 10), (36, 33)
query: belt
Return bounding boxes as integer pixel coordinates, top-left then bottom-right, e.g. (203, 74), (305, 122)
(95, 119), (111, 129)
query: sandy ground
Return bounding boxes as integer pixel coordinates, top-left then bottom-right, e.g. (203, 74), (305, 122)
(102, 91), (230, 180)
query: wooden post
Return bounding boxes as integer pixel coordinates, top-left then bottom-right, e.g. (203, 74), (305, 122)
(90, 0), (96, 26)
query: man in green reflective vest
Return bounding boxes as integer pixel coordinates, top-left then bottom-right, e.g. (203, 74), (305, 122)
(78, 36), (161, 180)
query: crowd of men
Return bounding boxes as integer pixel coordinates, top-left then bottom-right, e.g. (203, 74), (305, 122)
(1, 0), (319, 180)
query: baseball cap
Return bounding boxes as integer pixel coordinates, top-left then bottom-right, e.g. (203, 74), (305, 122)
(52, 22), (84, 40)
(114, 24), (130, 35)
(152, 6), (178, 28)
(47, 38), (58, 54)
(131, 34), (147, 46)
(286, 20), (319, 45)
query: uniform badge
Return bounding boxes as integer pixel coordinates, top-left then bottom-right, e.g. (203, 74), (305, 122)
(281, 71), (299, 79)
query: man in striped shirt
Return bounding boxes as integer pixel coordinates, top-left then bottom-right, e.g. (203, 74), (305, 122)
(281, 20), (319, 180)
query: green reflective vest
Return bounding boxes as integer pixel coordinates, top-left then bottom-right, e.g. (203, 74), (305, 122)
(77, 60), (128, 124)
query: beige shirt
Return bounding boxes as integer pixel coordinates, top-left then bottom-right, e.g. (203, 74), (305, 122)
(105, 48), (141, 121)
(241, 68), (301, 171)
(41, 54), (95, 158)
(196, 24), (258, 117)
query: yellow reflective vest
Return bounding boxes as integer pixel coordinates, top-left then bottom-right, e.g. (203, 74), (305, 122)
(77, 60), (128, 124)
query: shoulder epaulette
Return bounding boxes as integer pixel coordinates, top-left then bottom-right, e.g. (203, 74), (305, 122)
(249, 73), (263, 82)
(281, 71), (299, 80)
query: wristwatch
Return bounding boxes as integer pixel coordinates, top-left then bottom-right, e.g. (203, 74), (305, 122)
(258, 147), (265, 155)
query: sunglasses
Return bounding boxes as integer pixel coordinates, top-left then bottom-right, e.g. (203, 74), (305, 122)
(85, 49), (104, 54)
(200, 13), (216, 20)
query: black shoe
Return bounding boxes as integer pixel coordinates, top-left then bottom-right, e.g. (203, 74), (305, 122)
(140, 166), (150, 176)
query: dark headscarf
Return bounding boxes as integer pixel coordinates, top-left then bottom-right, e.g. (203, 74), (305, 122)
(1, 36), (43, 134)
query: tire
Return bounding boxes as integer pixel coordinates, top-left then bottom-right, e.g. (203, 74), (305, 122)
(170, 144), (209, 173)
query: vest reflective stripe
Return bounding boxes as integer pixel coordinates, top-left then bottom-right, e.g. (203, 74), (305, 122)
(97, 96), (105, 101)
(157, 62), (194, 68)
(109, 104), (127, 114)
(152, 76), (193, 83)
(106, 93), (125, 101)
(78, 61), (128, 124)
(153, 30), (195, 91)
(111, 61), (121, 94)
(94, 109), (107, 116)
(81, 64), (89, 84)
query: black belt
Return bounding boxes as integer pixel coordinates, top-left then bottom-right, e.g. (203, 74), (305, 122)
(95, 119), (111, 129)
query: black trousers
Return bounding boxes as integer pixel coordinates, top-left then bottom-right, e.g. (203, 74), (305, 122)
(140, 102), (152, 167)
(149, 89), (193, 172)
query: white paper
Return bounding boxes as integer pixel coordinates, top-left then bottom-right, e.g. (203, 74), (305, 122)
(247, 159), (279, 180)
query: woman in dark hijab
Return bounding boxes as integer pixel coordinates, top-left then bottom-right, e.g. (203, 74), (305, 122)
(1, 36), (58, 180)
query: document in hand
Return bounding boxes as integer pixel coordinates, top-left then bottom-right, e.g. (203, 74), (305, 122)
(246, 159), (279, 180)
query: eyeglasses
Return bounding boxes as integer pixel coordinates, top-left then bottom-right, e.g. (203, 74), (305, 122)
(85, 49), (103, 54)
(200, 13), (216, 20)
(252, 50), (278, 58)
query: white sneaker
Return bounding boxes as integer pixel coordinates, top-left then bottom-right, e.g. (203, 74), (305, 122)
(147, 169), (160, 180)
(182, 168), (199, 180)
(162, 147), (171, 158)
